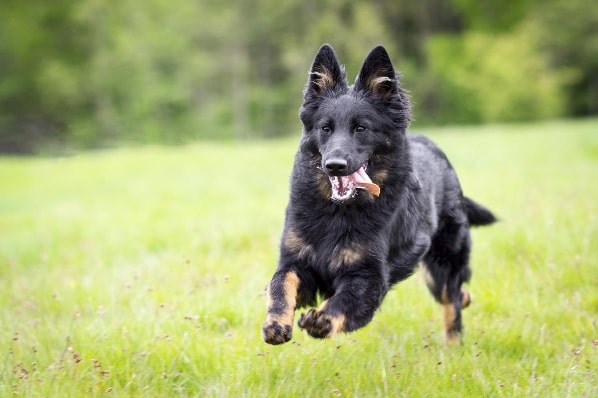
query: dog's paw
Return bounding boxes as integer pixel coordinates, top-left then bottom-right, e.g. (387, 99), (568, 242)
(461, 288), (472, 309)
(297, 309), (345, 339)
(262, 321), (293, 345)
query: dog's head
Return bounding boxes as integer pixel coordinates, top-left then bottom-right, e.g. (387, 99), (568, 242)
(298, 44), (411, 203)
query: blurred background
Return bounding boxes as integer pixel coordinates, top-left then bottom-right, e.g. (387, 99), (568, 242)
(0, 0), (596, 154)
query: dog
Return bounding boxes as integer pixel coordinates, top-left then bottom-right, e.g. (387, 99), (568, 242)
(262, 44), (496, 345)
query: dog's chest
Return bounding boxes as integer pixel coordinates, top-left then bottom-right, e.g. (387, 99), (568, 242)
(285, 218), (380, 271)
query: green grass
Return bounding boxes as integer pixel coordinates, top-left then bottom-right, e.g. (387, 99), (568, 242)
(1, 119), (597, 397)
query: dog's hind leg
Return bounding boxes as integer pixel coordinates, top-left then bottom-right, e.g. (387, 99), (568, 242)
(422, 218), (473, 344)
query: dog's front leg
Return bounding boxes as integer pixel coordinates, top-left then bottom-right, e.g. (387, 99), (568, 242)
(262, 269), (301, 345)
(298, 271), (386, 339)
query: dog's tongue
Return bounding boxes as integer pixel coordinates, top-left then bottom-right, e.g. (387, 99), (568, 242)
(353, 167), (381, 196)
(349, 167), (380, 196)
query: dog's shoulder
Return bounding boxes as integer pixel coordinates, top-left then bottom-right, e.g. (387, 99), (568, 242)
(407, 133), (455, 178)
(405, 133), (463, 218)
(407, 133), (450, 164)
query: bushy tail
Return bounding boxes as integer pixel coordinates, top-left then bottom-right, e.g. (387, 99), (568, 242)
(464, 196), (497, 226)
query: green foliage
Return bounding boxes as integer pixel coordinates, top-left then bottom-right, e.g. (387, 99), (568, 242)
(0, 0), (597, 152)
(527, 0), (598, 116)
(0, 0), (88, 151)
(416, 28), (570, 124)
(1, 120), (597, 396)
(451, 0), (533, 31)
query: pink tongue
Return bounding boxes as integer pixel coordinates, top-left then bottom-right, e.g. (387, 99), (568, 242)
(351, 167), (380, 196)
(353, 167), (372, 184)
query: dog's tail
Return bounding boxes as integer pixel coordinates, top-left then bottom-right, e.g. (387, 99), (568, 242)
(464, 196), (497, 226)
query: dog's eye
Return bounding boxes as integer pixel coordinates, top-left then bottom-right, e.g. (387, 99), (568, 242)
(321, 125), (332, 133)
(355, 125), (366, 133)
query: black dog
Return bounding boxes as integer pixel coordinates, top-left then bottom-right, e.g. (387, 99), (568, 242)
(262, 44), (495, 345)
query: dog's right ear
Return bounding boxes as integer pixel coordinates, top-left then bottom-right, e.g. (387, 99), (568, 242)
(305, 44), (347, 97)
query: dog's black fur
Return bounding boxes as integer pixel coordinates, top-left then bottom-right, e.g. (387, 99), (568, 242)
(262, 44), (496, 345)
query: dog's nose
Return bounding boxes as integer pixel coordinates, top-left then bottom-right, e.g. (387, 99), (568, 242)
(325, 158), (348, 174)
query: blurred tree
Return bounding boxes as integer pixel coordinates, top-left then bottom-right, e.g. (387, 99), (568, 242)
(71, 0), (225, 145)
(451, 0), (532, 31)
(0, 0), (90, 152)
(0, 0), (595, 153)
(527, 0), (598, 116)
(421, 29), (569, 124)
(375, 0), (464, 66)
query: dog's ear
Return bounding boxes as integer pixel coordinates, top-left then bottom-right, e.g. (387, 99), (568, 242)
(354, 46), (398, 99)
(305, 44), (347, 97)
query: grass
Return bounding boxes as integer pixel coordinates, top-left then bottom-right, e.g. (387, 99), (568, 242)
(1, 118), (597, 397)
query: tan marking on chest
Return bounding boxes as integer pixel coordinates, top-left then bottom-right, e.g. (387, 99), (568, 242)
(284, 228), (315, 262)
(330, 244), (364, 269)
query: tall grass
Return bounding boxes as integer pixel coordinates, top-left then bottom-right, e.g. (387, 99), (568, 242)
(1, 119), (596, 397)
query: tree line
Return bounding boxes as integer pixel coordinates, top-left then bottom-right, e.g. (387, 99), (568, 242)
(0, 0), (595, 153)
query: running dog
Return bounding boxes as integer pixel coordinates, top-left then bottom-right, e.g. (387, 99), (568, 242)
(262, 44), (496, 345)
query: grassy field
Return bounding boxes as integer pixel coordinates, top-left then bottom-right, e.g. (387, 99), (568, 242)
(1, 119), (597, 397)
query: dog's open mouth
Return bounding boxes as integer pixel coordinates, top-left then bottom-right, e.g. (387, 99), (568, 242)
(329, 165), (380, 202)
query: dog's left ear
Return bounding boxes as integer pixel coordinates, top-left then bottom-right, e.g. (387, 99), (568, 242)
(354, 46), (397, 99)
